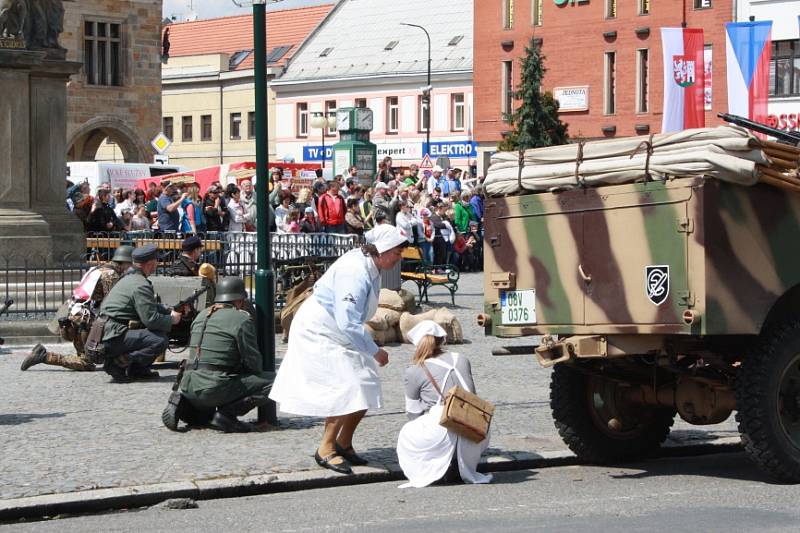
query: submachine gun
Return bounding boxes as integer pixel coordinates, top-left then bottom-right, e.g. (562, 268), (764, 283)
(169, 286), (210, 348)
(718, 112), (800, 147)
(0, 299), (13, 345)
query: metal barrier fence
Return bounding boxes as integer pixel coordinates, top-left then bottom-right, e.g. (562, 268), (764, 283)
(1, 232), (364, 320)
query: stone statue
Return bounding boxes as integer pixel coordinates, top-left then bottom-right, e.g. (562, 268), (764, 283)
(0, 0), (27, 39)
(26, 0), (66, 57)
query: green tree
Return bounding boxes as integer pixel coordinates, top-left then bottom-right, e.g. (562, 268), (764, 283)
(498, 38), (569, 152)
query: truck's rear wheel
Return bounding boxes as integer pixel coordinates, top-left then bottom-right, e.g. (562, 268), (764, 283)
(736, 320), (800, 483)
(551, 364), (675, 463)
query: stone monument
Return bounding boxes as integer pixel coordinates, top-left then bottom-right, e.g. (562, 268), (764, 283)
(0, 0), (83, 265)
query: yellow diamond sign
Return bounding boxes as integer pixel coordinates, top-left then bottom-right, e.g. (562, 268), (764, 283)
(151, 132), (172, 154)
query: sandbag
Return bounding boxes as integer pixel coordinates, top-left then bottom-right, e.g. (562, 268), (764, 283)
(398, 310), (437, 343)
(366, 323), (399, 346)
(379, 289), (405, 311)
(435, 308), (464, 344)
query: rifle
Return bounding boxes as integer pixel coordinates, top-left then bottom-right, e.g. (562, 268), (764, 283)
(718, 113), (800, 147)
(175, 286), (210, 311)
(0, 299), (14, 346)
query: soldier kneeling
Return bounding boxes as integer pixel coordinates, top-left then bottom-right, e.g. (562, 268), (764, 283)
(21, 246), (134, 372)
(162, 277), (275, 433)
(100, 244), (184, 382)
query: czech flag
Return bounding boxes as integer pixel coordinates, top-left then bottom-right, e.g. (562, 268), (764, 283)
(661, 28), (705, 133)
(725, 21), (772, 123)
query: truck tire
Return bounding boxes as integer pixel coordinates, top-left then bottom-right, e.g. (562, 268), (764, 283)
(736, 320), (800, 483)
(551, 364), (675, 463)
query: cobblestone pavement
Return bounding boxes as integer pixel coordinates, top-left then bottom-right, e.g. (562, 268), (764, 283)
(0, 273), (738, 500)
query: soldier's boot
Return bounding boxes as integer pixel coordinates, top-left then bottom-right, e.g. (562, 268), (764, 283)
(162, 390), (190, 431)
(20, 344), (48, 371)
(127, 365), (160, 380)
(104, 356), (133, 383)
(209, 405), (253, 433)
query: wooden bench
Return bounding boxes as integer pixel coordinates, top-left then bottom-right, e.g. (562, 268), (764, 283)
(400, 246), (459, 305)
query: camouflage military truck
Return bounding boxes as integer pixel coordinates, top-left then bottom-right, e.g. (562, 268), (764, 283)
(482, 149), (800, 481)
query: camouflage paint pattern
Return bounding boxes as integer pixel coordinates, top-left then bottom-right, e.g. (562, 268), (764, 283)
(484, 178), (800, 338)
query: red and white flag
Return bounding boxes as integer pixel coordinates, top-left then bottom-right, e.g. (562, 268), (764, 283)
(661, 28), (705, 132)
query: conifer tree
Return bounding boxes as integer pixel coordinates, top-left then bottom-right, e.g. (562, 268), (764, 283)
(498, 38), (569, 152)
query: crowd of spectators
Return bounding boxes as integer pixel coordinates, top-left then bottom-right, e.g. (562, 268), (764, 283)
(64, 156), (485, 272)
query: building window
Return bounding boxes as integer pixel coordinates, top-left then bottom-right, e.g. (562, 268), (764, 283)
(83, 20), (122, 86)
(386, 96), (399, 133)
(503, 0), (514, 29)
(181, 116), (193, 142)
(229, 112), (242, 140)
(451, 93), (465, 131)
(248, 111), (256, 139)
(325, 100), (337, 136)
(502, 60), (514, 115)
(532, 0), (542, 26)
(163, 117), (173, 142)
(694, 0), (712, 8)
(355, 98), (367, 108)
(296, 103), (308, 137)
(418, 95), (430, 132)
(771, 40), (800, 97)
(636, 49), (649, 113)
(605, 0), (616, 18)
(604, 52), (616, 115)
(201, 115), (212, 142)
(638, 0), (650, 15)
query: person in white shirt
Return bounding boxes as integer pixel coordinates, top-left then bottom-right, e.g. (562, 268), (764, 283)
(270, 225), (407, 475)
(114, 190), (136, 218)
(395, 202), (419, 244)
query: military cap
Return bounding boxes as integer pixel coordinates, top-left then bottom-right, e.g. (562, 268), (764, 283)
(111, 245), (134, 263)
(132, 243), (160, 263)
(182, 235), (204, 252)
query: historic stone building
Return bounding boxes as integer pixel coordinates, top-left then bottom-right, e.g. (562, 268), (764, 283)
(62, 0), (163, 163)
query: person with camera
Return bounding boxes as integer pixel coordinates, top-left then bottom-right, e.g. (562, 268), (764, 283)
(98, 244), (183, 382)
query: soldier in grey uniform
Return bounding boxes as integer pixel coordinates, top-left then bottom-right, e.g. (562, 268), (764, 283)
(162, 277), (274, 433)
(21, 246), (134, 372)
(99, 244), (183, 382)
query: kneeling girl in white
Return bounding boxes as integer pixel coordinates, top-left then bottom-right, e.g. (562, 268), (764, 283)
(396, 321), (492, 488)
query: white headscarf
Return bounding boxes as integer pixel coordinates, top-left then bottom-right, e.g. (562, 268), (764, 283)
(365, 224), (408, 253)
(407, 320), (447, 347)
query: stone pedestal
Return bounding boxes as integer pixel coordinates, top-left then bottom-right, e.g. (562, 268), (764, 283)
(0, 50), (83, 265)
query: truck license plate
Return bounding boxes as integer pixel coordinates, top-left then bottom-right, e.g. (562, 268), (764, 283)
(501, 290), (536, 325)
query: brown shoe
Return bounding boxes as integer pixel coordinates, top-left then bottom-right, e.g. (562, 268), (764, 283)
(20, 344), (47, 371)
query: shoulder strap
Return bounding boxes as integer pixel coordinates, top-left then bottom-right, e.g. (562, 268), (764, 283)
(428, 353), (470, 390)
(193, 304), (225, 366)
(420, 363), (445, 404)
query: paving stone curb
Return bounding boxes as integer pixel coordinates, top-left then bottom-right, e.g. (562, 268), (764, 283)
(0, 439), (742, 523)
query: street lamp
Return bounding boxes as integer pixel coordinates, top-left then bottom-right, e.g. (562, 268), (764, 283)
(310, 112), (336, 168)
(232, 0), (280, 424)
(400, 22), (431, 157)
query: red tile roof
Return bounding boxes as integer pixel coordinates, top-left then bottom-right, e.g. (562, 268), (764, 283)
(163, 4), (334, 70)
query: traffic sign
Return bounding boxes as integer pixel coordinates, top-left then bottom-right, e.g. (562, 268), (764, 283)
(151, 132), (172, 154)
(154, 154), (169, 165)
(419, 153), (433, 169)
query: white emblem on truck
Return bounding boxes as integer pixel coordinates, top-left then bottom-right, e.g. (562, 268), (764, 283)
(645, 265), (670, 306)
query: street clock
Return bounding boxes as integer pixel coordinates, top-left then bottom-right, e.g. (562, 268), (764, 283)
(332, 107), (377, 183)
(336, 107), (374, 132)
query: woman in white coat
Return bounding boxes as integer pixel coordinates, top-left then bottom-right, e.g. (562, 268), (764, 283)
(396, 321), (493, 488)
(269, 224), (408, 474)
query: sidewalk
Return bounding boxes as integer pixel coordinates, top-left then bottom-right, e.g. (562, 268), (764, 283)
(0, 273), (739, 507)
